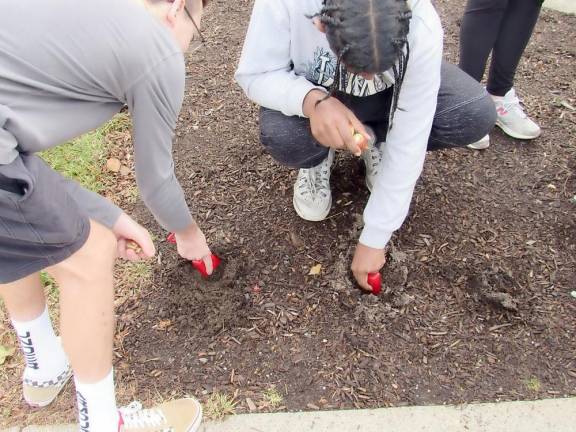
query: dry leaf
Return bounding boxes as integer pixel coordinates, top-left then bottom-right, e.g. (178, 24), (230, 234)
(308, 264), (322, 276)
(155, 319), (172, 331)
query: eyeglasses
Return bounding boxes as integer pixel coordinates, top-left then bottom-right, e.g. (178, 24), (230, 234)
(184, 5), (205, 53)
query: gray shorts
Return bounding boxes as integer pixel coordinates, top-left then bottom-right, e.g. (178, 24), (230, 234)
(0, 154), (90, 284)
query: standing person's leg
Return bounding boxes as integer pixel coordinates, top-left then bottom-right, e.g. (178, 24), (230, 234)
(487, 0), (542, 96)
(487, 0), (542, 139)
(0, 155), (202, 432)
(1, 273), (71, 407)
(459, 0), (509, 82)
(428, 62), (496, 151)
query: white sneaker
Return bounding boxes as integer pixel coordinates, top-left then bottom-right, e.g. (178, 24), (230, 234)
(119, 399), (202, 432)
(360, 127), (382, 192)
(494, 89), (541, 140)
(467, 134), (490, 150)
(293, 149), (334, 221)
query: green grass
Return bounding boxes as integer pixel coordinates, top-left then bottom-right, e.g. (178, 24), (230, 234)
(524, 376), (541, 392)
(204, 392), (238, 420)
(41, 113), (130, 193)
(262, 387), (283, 408)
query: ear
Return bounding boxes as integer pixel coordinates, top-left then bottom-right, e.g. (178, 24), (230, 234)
(166, 0), (185, 27)
(312, 17), (327, 34)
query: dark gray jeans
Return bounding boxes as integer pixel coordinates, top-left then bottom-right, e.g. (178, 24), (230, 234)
(260, 62), (497, 169)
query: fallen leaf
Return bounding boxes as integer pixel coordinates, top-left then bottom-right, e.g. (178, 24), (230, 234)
(0, 345), (15, 365)
(106, 158), (121, 173)
(308, 264), (322, 276)
(560, 100), (575, 111)
(155, 319), (172, 331)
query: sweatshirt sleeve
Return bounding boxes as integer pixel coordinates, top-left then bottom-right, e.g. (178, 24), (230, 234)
(125, 53), (194, 232)
(234, 0), (326, 117)
(359, 16), (443, 249)
(63, 179), (122, 229)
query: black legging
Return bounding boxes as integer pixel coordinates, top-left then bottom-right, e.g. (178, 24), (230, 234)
(459, 0), (542, 97)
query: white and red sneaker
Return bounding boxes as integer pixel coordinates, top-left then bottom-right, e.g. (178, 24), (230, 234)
(118, 399), (202, 432)
(493, 88), (541, 140)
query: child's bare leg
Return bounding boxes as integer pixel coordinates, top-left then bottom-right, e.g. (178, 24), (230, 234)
(0, 273), (71, 407)
(46, 219), (120, 430)
(0, 273), (45, 321)
(48, 219), (117, 382)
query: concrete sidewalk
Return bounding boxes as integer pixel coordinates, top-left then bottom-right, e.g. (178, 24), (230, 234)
(544, 0), (576, 14)
(198, 398), (575, 432)
(5, 397), (575, 432)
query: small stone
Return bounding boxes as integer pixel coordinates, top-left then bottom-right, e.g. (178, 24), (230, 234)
(199, 357), (209, 364)
(246, 397), (257, 412)
(571, 291), (576, 299)
(119, 165), (131, 176)
(106, 158), (121, 172)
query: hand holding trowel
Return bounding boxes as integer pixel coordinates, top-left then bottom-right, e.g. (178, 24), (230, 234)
(166, 232), (221, 278)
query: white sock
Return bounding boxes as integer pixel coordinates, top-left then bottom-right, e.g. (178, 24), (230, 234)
(11, 305), (69, 384)
(75, 369), (120, 432)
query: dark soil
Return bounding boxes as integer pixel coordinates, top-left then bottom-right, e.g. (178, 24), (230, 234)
(121, 0), (576, 414)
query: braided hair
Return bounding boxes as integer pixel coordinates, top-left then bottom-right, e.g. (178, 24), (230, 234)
(310, 0), (412, 129)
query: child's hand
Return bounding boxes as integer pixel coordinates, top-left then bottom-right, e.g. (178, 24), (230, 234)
(351, 242), (386, 292)
(113, 213), (156, 261)
(303, 90), (371, 156)
(173, 223), (214, 275)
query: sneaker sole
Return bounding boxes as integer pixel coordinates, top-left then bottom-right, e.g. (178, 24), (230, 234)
(23, 368), (73, 408)
(496, 120), (541, 140)
(188, 399), (203, 432)
(292, 195), (332, 222)
(467, 141), (490, 150)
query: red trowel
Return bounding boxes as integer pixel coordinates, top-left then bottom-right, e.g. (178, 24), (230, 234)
(166, 232), (221, 278)
(367, 272), (382, 295)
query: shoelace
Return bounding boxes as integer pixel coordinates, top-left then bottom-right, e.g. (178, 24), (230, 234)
(298, 156), (331, 199)
(119, 401), (171, 430)
(364, 145), (383, 176)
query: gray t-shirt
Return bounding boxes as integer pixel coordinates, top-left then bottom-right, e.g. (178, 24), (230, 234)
(0, 0), (193, 231)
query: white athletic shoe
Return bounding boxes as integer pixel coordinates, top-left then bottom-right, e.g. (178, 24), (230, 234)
(361, 132), (383, 192)
(467, 134), (490, 150)
(119, 399), (202, 432)
(293, 149), (335, 221)
(494, 88), (541, 140)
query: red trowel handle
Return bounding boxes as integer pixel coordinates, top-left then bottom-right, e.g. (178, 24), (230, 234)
(166, 232), (221, 278)
(367, 272), (382, 295)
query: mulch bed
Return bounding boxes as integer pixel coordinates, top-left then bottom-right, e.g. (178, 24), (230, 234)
(119, 0), (576, 414)
(3, 1), (573, 426)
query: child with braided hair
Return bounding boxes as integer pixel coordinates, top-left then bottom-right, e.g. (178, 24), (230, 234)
(235, 0), (496, 291)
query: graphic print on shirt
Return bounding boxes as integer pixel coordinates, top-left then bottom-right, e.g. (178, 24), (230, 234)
(305, 47), (393, 97)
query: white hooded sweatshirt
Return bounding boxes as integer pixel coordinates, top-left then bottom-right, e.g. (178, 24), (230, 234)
(236, 0), (443, 249)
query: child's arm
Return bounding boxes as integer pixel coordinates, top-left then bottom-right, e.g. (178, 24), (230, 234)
(125, 53), (194, 235)
(360, 15), (444, 251)
(235, 0), (326, 118)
